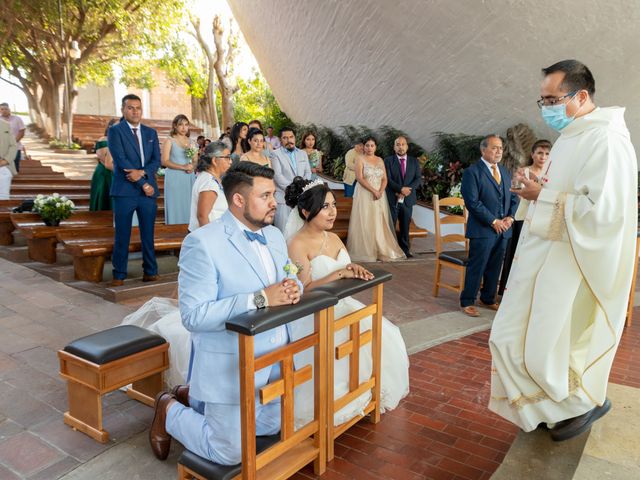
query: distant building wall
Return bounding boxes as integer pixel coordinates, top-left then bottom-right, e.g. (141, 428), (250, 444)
(230, 0), (640, 151)
(75, 84), (117, 116)
(75, 68), (192, 121)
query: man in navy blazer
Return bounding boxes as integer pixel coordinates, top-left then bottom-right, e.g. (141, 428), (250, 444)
(384, 136), (422, 257)
(460, 135), (518, 317)
(108, 94), (160, 286)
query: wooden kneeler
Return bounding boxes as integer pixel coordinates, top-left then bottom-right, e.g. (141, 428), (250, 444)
(316, 269), (393, 461)
(177, 291), (338, 480)
(58, 325), (169, 443)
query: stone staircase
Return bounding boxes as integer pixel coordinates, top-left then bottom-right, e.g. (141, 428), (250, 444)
(491, 383), (640, 480)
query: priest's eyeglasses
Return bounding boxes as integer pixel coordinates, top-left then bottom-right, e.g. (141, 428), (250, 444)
(536, 91), (577, 109)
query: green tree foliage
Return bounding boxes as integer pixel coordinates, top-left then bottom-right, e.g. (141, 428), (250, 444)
(233, 72), (291, 132)
(0, 0), (184, 137)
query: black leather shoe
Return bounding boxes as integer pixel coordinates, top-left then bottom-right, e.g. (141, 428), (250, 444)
(550, 398), (611, 442)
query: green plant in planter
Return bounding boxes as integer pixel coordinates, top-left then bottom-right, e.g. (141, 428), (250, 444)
(33, 193), (75, 226)
(49, 139), (81, 150)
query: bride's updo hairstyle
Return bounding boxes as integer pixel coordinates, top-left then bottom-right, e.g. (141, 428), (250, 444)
(285, 176), (333, 222)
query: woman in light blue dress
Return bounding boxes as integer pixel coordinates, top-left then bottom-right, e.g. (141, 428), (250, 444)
(161, 114), (197, 224)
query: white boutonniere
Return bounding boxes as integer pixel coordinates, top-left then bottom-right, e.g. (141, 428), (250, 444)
(283, 261), (303, 276)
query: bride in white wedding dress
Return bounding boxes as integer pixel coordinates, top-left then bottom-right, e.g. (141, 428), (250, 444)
(283, 177), (410, 426)
(122, 177), (409, 427)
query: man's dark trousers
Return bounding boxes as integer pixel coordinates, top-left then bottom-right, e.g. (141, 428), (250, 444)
(460, 234), (508, 307)
(112, 195), (157, 280)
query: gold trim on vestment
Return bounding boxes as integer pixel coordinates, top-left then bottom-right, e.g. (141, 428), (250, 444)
(491, 369), (581, 410)
(548, 192), (567, 241)
(565, 225), (617, 405)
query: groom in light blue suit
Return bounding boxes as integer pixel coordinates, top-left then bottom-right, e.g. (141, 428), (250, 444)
(149, 162), (303, 464)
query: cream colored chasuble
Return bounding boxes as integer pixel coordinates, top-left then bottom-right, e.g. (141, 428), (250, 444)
(489, 107), (638, 432)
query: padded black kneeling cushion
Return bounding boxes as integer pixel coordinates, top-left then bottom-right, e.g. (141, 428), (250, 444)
(439, 250), (468, 266)
(178, 435), (280, 480)
(63, 325), (166, 365)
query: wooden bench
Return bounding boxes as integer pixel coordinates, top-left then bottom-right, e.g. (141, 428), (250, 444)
(58, 325), (169, 443)
(315, 269), (391, 460)
(11, 210), (165, 264)
(73, 114), (203, 151)
(177, 291), (337, 480)
(176, 272), (394, 479)
(0, 200), (23, 245)
(58, 223), (188, 282)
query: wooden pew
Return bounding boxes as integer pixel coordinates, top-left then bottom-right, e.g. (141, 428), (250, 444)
(0, 200), (23, 245)
(11, 210), (165, 264)
(58, 223), (188, 282)
(72, 114), (203, 151)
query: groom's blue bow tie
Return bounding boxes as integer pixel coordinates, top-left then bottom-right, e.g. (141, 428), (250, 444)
(244, 230), (267, 245)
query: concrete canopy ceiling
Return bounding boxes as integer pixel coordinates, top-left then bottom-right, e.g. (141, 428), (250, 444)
(229, 0), (640, 151)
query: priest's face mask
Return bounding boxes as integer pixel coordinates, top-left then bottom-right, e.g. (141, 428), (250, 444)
(539, 72), (589, 120)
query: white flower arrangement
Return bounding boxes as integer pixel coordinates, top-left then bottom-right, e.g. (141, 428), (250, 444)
(33, 193), (75, 226)
(283, 261), (303, 276)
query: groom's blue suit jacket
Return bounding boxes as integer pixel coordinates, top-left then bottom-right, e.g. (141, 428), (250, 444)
(178, 210), (304, 404)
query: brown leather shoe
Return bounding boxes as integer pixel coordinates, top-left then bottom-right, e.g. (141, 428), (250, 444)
(149, 391), (174, 460)
(111, 279), (124, 287)
(143, 274), (160, 282)
(170, 385), (189, 407)
(479, 301), (500, 311)
(461, 306), (480, 317)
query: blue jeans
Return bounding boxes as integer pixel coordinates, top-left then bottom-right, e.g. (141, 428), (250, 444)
(14, 150), (21, 172)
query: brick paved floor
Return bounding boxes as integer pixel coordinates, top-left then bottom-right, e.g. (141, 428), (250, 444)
(0, 251), (638, 478)
(292, 318), (640, 480)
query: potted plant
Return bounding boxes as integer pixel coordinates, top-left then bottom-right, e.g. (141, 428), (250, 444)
(33, 193), (75, 226)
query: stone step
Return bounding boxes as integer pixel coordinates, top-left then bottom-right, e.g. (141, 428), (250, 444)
(571, 383), (640, 480)
(491, 382), (640, 480)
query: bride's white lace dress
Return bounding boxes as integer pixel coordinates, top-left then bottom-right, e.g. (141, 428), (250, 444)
(291, 248), (410, 426)
(122, 251), (410, 427)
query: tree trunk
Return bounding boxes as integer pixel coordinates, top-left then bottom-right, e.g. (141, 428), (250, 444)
(190, 15), (220, 139)
(212, 15), (238, 131)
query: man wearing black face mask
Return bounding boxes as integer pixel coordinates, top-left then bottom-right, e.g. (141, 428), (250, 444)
(489, 59), (638, 442)
(270, 126), (312, 230)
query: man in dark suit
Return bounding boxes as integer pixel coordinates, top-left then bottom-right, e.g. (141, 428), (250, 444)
(108, 94), (160, 286)
(460, 135), (518, 317)
(384, 136), (422, 257)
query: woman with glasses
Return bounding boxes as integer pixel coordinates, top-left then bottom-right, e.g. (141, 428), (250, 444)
(239, 127), (272, 168)
(188, 141), (232, 231)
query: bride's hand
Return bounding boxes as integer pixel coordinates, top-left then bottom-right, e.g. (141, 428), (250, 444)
(344, 263), (374, 280)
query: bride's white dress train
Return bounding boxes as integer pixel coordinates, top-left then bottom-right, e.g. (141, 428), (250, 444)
(122, 252), (410, 427)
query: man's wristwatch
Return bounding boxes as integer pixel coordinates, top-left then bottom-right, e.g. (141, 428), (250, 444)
(253, 289), (268, 309)
(491, 219), (498, 226)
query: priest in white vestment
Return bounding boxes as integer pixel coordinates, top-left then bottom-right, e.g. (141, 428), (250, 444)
(489, 60), (638, 441)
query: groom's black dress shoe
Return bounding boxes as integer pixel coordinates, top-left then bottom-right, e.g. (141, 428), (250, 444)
(550, 398), (611, 442)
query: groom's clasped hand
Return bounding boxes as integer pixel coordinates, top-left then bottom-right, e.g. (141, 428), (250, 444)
(264, 278), (301, 306)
